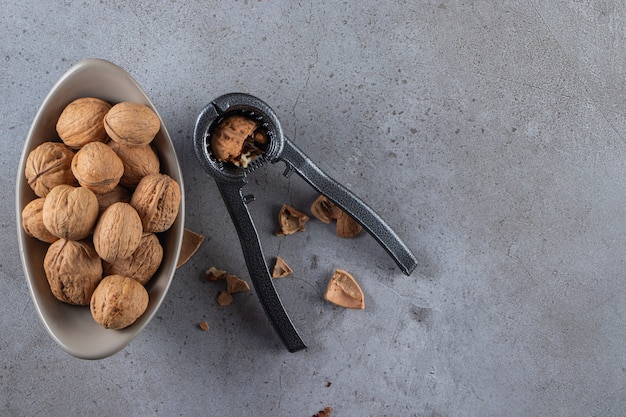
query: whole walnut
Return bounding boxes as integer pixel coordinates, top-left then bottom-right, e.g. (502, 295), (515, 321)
(131, 173), (181, 233)
(95, 185), (131, 214)
(93, 202), (143, 263)
(104, 102), (160, 146)
(71, 141), (124, 194)
(56, 97), (111, 149)
(21, 197), (59, 243)
(42, 184), (99, 240)
(43, 239), (103, 305)
(24, 141), (77, 197)
(104, 233), (163, 285)
(90, 274), (149, 329)
(108, 141), (160, 188)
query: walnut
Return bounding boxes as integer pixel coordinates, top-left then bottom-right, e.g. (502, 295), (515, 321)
(71, 141), (124, 194)
(95, 185), (131, 213)
(24, 141), (77, 197)
(211, 115), (267, 167)
(108, 141), (160, 188)
(42, 184), (99, 240)
(130, 173), (181, 233)
(104, 102), (160, 146)
(324, 269), (365, 309)
(271, 256), (293, 278)
(103, 233), (163, 285)
(93, 202), (143, 263)
(43, 239), (103, 305)
(21, 197), (59, 243)
(275, 204), (310, 236)
(56, 97), (111, 149)
(311, 195), (362, 238)
(90, 274), (149, 329)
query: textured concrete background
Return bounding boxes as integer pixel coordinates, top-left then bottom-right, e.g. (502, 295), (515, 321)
(3, 1), (626, 416)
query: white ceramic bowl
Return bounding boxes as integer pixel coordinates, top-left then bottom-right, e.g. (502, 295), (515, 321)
(16, 59), (185, 359)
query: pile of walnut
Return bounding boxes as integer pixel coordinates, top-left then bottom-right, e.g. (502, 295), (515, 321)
(22, 97), (181, 330)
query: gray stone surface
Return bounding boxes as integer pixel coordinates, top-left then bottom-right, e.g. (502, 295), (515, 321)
(3, 1), (626, 416)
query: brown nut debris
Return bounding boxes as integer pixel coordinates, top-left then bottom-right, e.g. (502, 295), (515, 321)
(216, 290), (233, 307)
(131, 173), (181, 233)
(103, 233), (163, 285)
(206, 266), (227, 281)
(226, 274), (250, 294)
(108, 141), (160, 188)
(324, 269), (365, 309)
(312, 407), (333, 417)
(21, 197), (59, 243)
(276, 204), (310, 236)
(93, 202), (143, 263)
(210, 115), (268, 167)
(71, 141), (124, 194)
(177, 229), (205, 268)
(95, 185), (131, 213)
(104, 102), (160, 146)
(90, 274), (149, 329)
(43, 239), (103, 305)
(56, 97), (111, 149)
(199, 321), (210, 331)
(272, 256), (293, 278)
(42, 184), (99, 240)
(25, 141), (77, 197)
(311, 194), (362, 238)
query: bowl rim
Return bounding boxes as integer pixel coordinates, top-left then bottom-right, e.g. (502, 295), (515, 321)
(16, 58), (185, 359)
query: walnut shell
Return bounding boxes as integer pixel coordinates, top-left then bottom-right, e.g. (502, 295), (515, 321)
(324, 269), (365, 309)
(95, 185), (131, 214)
(108, 141), (160, 188)
(24, 141), (77, 197)
(130, 173), (181, 233)
(21, 197), (59, 243)
(103, 233), (163, 285)
(275, 204), (309, 236)
(104, 102), (160, 146)
(42, 184), (99, 240)
(44, 239), (103, 305)
(71, 141), (124, 194)
(56, 97), (111, 149)
(90, 274), (149, 329)
(93, 202), (143, 263)
(211, 115), (259, 162)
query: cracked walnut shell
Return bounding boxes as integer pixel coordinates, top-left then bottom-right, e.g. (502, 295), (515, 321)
(90, 274), (149, 330)
(131, 173), (181, 233)
(324, 269), (365, 309)
(56, 97), (111, 149)
(276, 205), (309, 236)
(104, 102), (160, 146)
(42, 184), (99, 241)
(44, 239), (103, 305)
(24, 141), (77, 198)
(93, 202), (143, 263)
(71, 141), (124, 194)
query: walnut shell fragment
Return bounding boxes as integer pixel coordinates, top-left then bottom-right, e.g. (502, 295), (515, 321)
(206, 266), (227, 281)
(44, 239), (103, 305)
(90, 274), (149, 330)
(71, 141), (124, 194)
(103, 233), (163, 285)
(104, 102), (160, 146)
(131, 173), (181, 233)
(176, 228), (204, 268)
(25, 141), (77, 197)
(211, 115), (259, 163)
(56, 97), (111, 149)
(21, 197), (59, 243)
(272, 256), (293, 278)
(324, 269), (365, 309)
(216, 290), (233, 307)
(311, 195), (362, 238)
(276, 204), (310, 236)
(42, 185), (99, 240)
(93, 202), (143, 263)
(226, 274), (250, 294)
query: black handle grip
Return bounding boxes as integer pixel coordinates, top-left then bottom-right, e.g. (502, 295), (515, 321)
(278, 138), (417, 276)
(216, 181), (306, 352)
